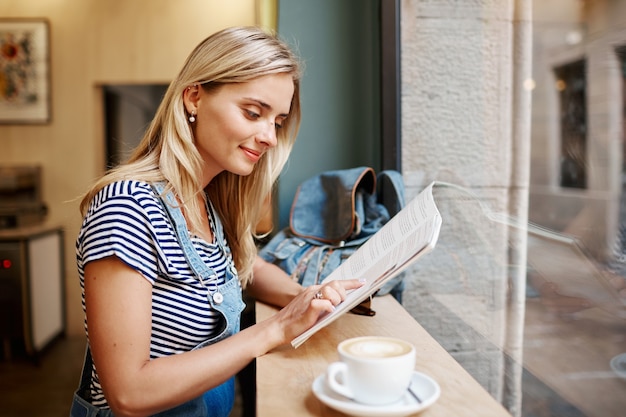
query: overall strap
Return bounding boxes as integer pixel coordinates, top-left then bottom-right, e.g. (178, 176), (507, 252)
(151, 182), (220, 280)
(205, 199), (231, 258)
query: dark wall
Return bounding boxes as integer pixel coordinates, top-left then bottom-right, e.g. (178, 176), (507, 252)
(277, 0), (382, 228)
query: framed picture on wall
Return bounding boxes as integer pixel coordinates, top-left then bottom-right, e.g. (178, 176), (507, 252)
(0, 18), (51, 124)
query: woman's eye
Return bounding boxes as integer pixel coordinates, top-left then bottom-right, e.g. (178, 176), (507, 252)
(245, 110), (260, 119)
(275, 122), (283, 129)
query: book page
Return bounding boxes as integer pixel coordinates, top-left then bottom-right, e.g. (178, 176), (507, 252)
(291, 182), (442, 348)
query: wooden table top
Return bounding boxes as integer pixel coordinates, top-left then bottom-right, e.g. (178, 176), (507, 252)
(255, 295), (512, 417)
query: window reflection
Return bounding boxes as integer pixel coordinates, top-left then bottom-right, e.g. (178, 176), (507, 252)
(402, 2), (626, 416)
(521, 4), (626, 411)
(556, 60), (587, 189)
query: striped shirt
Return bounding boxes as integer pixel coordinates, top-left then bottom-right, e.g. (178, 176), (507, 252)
(76, 180), (230, 407)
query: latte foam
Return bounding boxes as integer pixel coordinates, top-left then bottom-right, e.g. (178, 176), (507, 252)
(342, 337), (412, 358)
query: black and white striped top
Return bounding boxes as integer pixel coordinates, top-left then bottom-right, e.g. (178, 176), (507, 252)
(76, 180), (229, 407)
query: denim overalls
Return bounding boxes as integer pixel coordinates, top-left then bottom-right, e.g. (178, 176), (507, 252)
(70, 183), (246, 417)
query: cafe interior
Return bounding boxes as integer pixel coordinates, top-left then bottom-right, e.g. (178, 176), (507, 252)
(1, 0), (625, 416)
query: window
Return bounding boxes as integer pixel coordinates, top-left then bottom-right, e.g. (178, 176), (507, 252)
(618, 46), (626, 176)
(555, 60), (587, 189)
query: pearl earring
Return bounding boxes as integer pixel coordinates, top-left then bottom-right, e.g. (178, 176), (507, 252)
(188, 111), (196, 123)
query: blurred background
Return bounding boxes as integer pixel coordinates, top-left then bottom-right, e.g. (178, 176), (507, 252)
(0, 1), (625, 416)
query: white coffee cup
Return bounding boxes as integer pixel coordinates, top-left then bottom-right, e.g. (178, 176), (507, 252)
(325, 336), (416, 405)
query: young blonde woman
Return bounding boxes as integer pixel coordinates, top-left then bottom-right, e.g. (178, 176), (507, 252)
(71, 26), (362, 417)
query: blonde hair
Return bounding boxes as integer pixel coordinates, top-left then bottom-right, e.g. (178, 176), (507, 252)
(80, 26), (302, 285)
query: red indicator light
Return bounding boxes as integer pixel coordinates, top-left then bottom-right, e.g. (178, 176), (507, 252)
(1, 259), (11, 269)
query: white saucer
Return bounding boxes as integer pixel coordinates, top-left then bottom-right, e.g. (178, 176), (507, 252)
(610, 352), (626, 379)
(312, 371), (441, 417)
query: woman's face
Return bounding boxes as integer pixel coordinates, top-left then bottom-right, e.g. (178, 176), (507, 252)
(186, 73), (295, 184)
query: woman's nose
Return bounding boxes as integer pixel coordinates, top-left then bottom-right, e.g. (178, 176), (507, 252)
(257, 122), (278, 148)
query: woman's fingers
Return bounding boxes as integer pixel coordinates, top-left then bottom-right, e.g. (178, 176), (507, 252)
(311, 279), (365, 306)
(274, 278), (367, 344)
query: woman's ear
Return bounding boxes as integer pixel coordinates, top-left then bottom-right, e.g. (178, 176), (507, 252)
(182, 84), (200, 114)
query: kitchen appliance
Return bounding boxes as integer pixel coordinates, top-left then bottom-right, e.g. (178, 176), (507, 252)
(0, 165), (48, 229)
(0, 165), (64, 361)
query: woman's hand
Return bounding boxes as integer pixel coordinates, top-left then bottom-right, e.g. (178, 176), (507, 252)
(268, 278), (365, 345)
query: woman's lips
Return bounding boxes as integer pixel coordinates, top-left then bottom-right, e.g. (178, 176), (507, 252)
(241, 146), (261, 163)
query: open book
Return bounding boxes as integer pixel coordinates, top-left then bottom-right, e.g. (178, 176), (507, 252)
(291, 181), (443, 348)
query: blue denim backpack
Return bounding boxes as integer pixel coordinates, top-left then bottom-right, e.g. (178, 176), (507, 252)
(258, 166), (406, 304)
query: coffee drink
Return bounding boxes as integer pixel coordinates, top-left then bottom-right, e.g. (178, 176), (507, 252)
(326, 336), (416, 405)
(341, 337), (412, 358)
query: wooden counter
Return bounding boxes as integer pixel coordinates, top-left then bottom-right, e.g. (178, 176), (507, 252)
(255, 295), (512, 416)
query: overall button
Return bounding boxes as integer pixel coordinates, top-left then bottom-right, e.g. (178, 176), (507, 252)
(212, 292), (224, 304)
